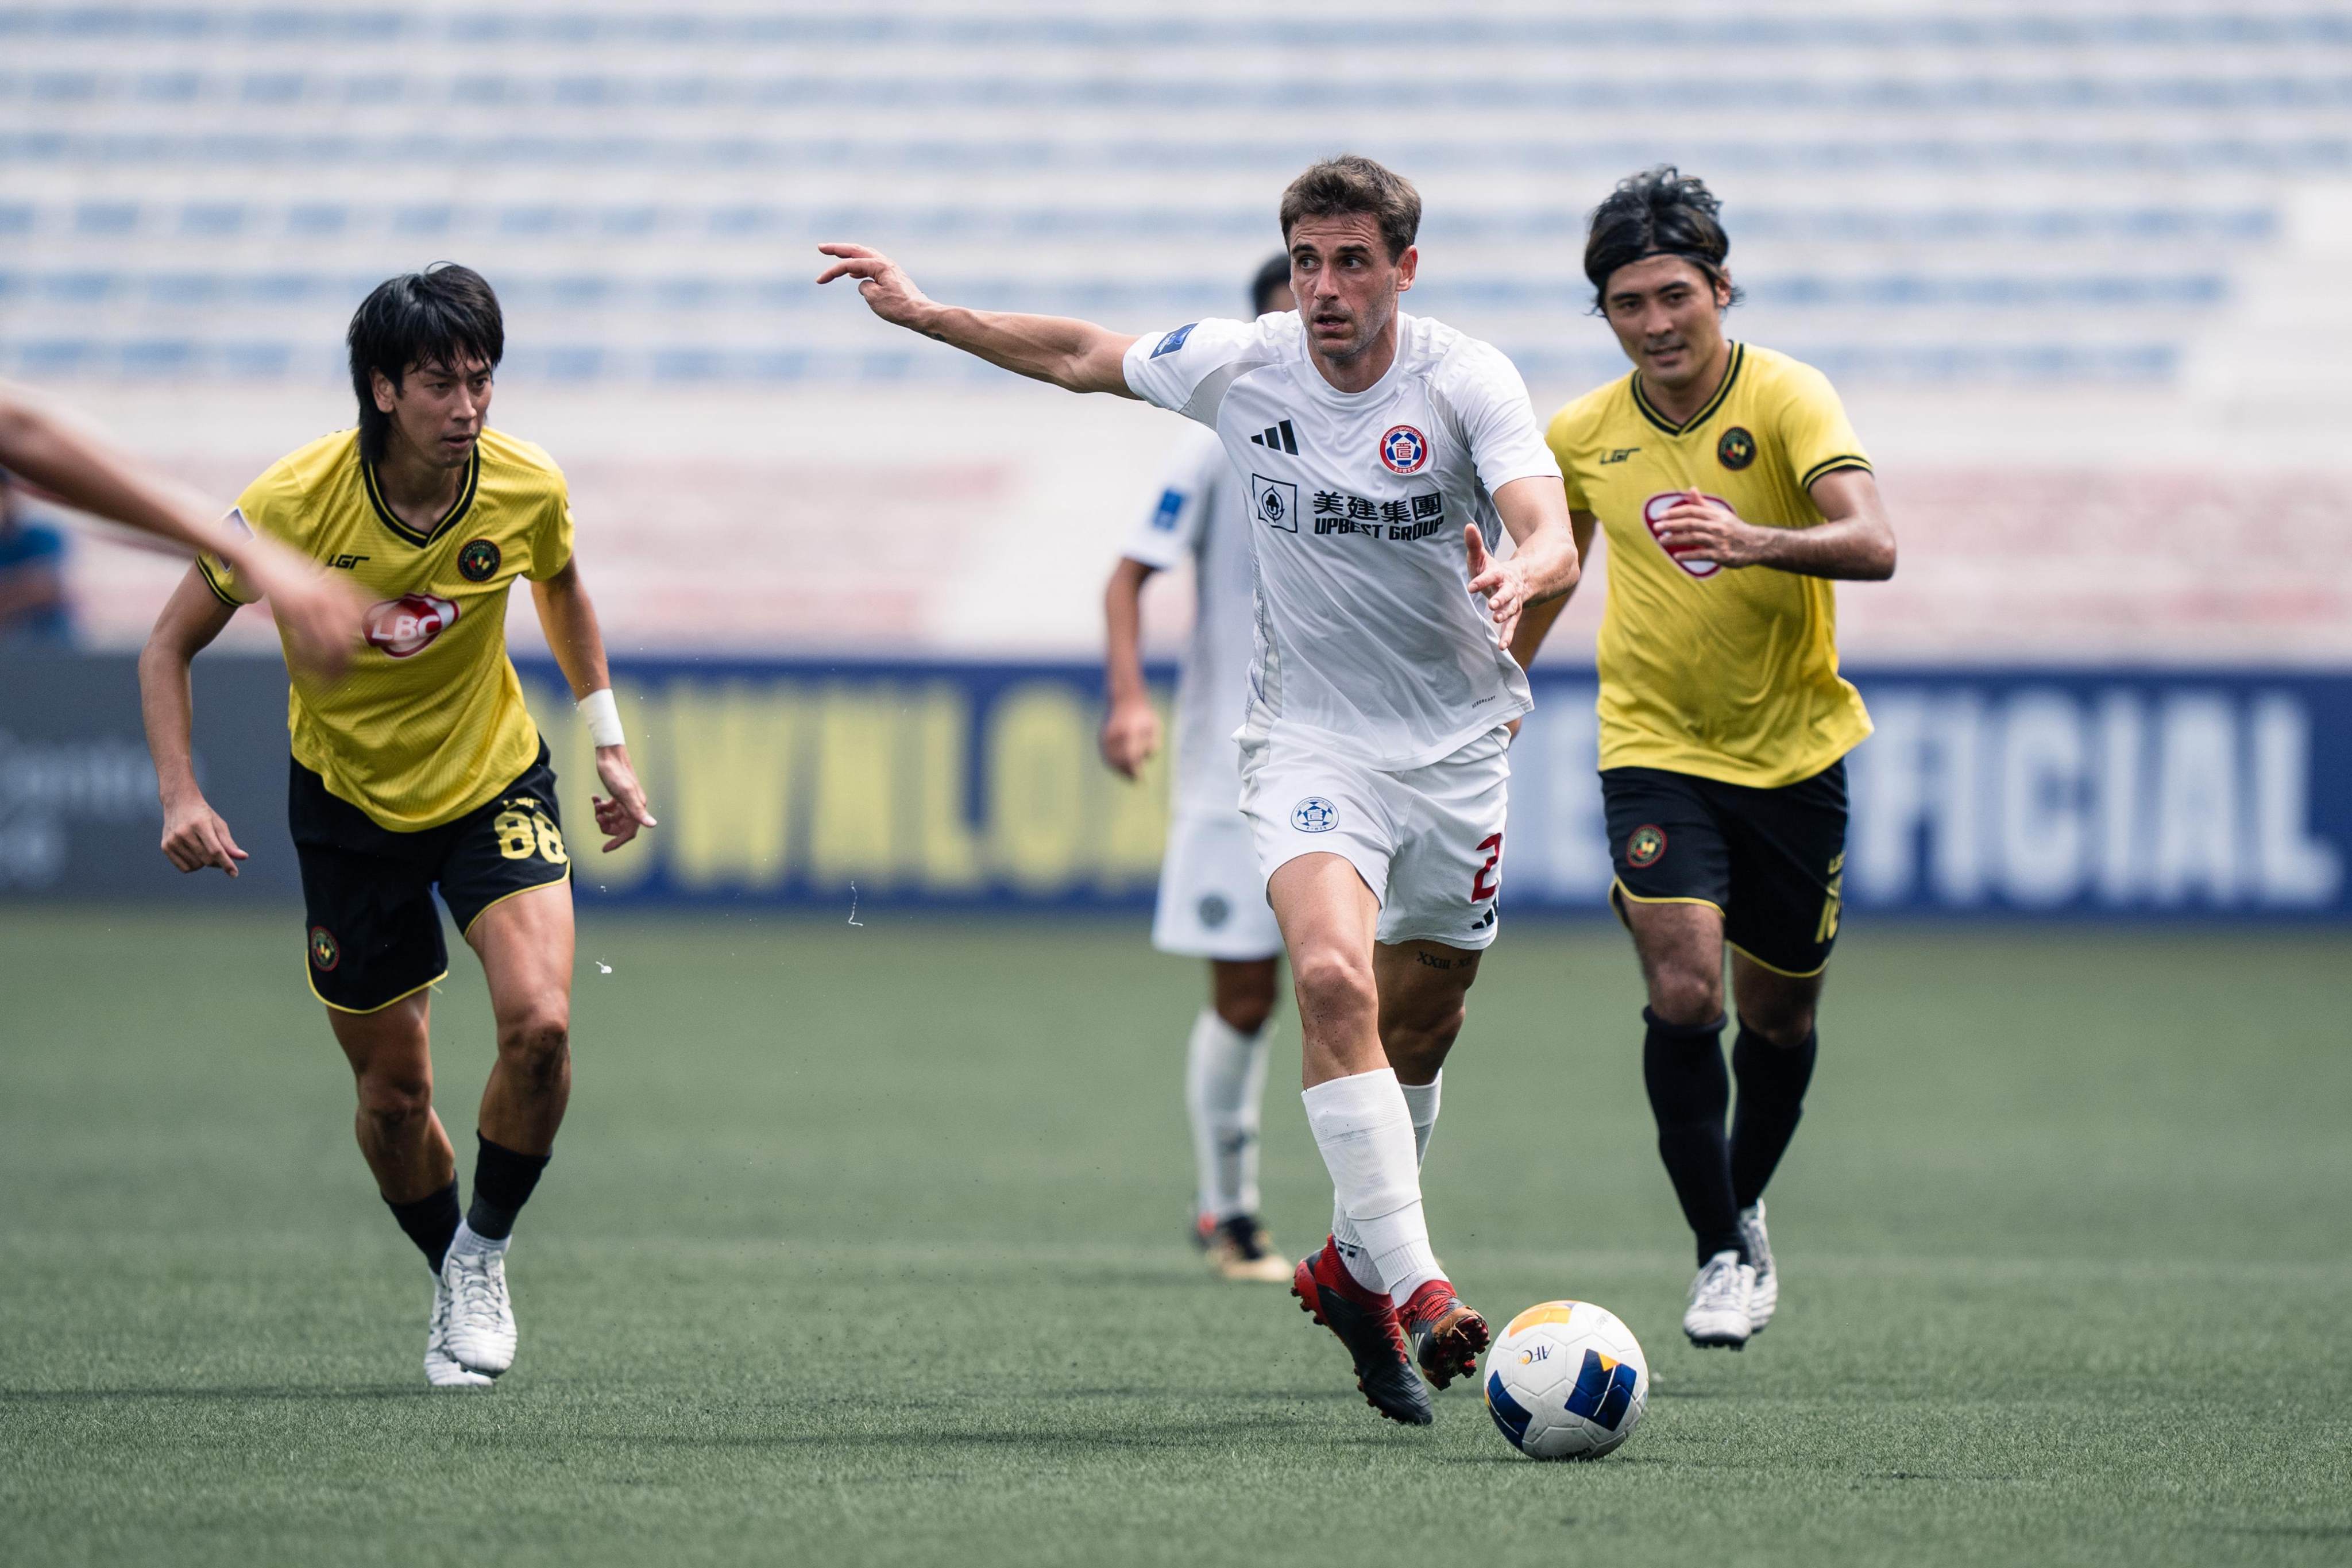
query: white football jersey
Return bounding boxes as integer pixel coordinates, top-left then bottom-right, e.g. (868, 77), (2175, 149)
(1122, 310), (1560, 771)
(1120, 424), (1257, 821)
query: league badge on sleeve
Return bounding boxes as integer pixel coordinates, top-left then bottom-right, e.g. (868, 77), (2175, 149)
(1150, 323), (1198, 358)
(1379, 425), (1429, 474)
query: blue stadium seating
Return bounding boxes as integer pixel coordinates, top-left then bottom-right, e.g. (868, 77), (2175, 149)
(3, 3), (2346, 386)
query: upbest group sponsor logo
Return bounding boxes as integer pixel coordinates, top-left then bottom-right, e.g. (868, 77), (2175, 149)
(365, 594), (461, 657)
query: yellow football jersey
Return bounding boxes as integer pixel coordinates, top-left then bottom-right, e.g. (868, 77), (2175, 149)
(1548, 342), (1874, 789)
(200, 426), (574, 831)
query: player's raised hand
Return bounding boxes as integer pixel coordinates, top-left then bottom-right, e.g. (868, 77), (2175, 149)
(1652, 488), (1770, 569)
(1099, 696), (1164, 780)
(237, 536), (367, 681)
(816, 244), (936, 333)
(591, 743), (658, 853)
(160, 793), (248, 877)
(1464, 522), (1527, 647)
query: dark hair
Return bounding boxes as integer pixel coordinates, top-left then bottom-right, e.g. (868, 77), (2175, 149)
(1278, 155), (1420, 262)
(1249, 253), (1293, 315)
(1583, 165), (1743, 311)
(347, 262), (504, 461)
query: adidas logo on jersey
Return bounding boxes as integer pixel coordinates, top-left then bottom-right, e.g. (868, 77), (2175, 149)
(1249, 420), (1299, 455)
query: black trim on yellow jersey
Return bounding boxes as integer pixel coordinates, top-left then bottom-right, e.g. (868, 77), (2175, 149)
(361, 447), (481, 547)
(195, 553), (245, 607)
(1631, 341), (1746, 438)
(1799, 454), (1874, 489)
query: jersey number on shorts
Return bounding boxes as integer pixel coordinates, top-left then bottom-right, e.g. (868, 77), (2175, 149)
(495, 808), (568, 866)
(1470, 833), (1503, 902)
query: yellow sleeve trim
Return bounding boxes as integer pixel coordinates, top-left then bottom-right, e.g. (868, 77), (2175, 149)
(195, 554), (249, 607)
(1799, 455), (1873, 489)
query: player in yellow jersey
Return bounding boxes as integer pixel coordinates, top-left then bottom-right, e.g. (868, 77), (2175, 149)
(1514, 169), (1897, 1350)
(137, 265), (656, 1389)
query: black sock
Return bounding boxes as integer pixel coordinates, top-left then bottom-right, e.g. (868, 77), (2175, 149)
(387, 1180), (461, 1273)
(466, 1135), (551, 1242)
(1730, 1022), (1818, 1211)
(1641, 1007), (1742, 1266)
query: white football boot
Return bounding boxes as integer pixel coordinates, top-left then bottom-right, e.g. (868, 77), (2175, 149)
(440, 1237), (518, 1377)
(1682, 1249), (1754, 1350)
(424, 1273), (495, 1389)
(1738, 1202), (1778, 1333)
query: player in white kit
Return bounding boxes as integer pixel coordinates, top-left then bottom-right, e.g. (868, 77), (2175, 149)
(1100, 256), (1297, 1284)
(820, 156), (1582, 1427)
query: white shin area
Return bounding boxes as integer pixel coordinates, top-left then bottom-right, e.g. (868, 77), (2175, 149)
(1184, 1006), (1269, 1222)
(1305, 1067), (1441, 1304)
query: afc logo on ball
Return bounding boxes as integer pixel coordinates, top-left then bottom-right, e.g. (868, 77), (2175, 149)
(1291, 797), (1338, 833)
(1378, 424), (1428, 474)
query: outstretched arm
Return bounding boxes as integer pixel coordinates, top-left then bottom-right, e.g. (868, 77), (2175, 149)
(531, 558), (656, 852)
(1463, 475), (1584, 651)
(1649, 468), (1895, 581)
(1099, 557), (1164, 779)
(0, 380), (364, 675)
(140, 566), (248, 876)
(1508, 509), (1598, 670)
(816, 245), (1140, 396)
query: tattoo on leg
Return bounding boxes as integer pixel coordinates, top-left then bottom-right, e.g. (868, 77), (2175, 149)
(1415, 952), (1457, 970)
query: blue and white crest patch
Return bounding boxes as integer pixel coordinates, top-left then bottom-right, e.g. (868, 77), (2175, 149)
(1150, 323), (1198, 358)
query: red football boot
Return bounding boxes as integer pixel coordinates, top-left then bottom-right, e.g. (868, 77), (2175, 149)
(1397, 1279), (1489, 1391)
(1291, 1237), (1432, 1426)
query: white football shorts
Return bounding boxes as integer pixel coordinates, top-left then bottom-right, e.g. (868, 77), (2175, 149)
(1238, 726), (1512, 951)
(1152, 810), (1284, 960)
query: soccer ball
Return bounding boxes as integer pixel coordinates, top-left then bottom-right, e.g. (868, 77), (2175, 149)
(1481, 1300), (1649, 1460)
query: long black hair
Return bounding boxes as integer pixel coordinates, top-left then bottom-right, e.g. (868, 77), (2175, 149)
(346, 263), (504, 461)
(1583, 166), (1744, 312)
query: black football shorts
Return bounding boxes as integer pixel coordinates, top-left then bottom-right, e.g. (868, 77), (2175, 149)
(290, 741), (571, 1012)
(1600, 759), (1849, 978)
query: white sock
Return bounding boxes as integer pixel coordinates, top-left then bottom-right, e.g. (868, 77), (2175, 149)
(1334, 1071), (1443, 1292)
(1304, 1068), (1442, 1306)
(446, 1218), (508, 1260)
(1184, 1008), (1269, 1221)
(1401, 1072), (1442, 1167)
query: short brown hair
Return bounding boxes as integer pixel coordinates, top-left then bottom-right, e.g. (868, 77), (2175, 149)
(1279, 155), (1420, 262)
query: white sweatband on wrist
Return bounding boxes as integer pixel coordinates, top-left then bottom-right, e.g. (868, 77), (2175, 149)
(577, 688), (624, 747)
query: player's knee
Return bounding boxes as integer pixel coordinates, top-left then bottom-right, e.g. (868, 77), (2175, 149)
(355, 1072), (431, 1133)
(1214, 968), (1280, 1034)
(497, 1007), (570, 1088)
(1215, 992), (1276, 1035)
(1647, 968), (1723, 1028)
(1291, 947), (1376, 1028)
(1741, 1004), (1816, 1048)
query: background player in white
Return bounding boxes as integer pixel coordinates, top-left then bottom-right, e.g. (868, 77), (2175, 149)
(1100, 255), (1296, 1284)
(820, 155), (1582, 1427)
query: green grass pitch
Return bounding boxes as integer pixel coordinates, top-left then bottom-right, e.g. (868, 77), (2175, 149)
(3, 908), (2348, 1566)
